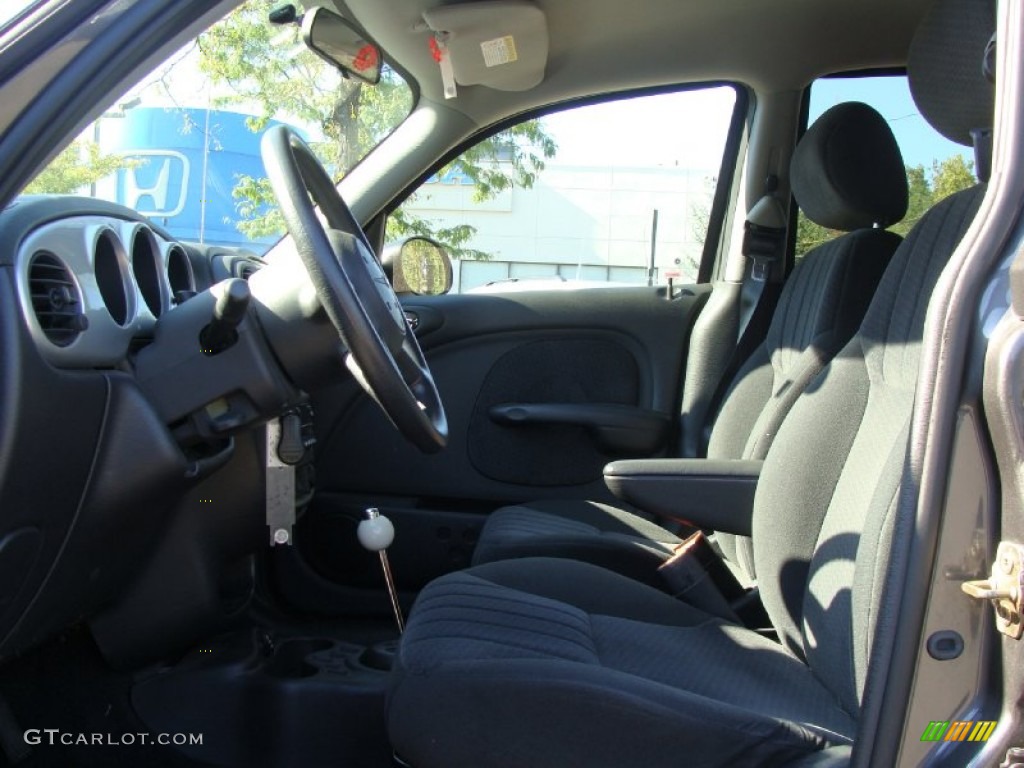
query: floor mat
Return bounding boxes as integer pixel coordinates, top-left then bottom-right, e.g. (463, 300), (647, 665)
(0, 626), (201, 767)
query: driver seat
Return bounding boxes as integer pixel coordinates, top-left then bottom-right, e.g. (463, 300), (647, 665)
(386, 0), (995, 765)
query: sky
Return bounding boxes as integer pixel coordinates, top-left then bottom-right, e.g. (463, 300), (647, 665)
(10, 0), (971, 189)
(810, 75), (971, 168)
(539, 75), (971, 175)
(540, 87), (737, 172)
(2, 0), (969, 178)
(0, 0), (36, 29)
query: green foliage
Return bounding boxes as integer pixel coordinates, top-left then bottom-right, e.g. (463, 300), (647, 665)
(196, 0), (557, 257)
(449, 123), (557, 201)
(386, 208), (491, 261)
(892, 164), (934, 237)
(24, 139), (131, 195)
(384, 121), (558, 260)
(795, 155), (977, 257)
(231, 176), (285, 239)
(930, 154), (976, 203)
(197, 2), (409, 173)
(397, 239), (451, 295)
(793, 216), (837, 257)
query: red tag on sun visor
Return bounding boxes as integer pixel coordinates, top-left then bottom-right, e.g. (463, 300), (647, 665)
(428, 34), (457, 99)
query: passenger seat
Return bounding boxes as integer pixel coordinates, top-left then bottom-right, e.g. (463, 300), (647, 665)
(470, 101), (909, 586)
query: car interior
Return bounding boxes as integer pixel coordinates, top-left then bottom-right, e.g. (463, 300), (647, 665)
(0, 0), (1016, 765)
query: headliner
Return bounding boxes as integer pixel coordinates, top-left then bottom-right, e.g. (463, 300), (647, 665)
(339, 0), (932, 125)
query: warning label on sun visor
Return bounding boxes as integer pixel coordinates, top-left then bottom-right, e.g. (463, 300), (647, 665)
(481, 36), (518, 67)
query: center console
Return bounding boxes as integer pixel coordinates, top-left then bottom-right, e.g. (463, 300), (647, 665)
(132, 628), (398, 766)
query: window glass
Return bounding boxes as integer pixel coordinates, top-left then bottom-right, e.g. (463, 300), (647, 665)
(799, 75), (975, 256)
(389, 86), (738, 293)
(22, 0), (413, 255)
(0, 0), (43, 31)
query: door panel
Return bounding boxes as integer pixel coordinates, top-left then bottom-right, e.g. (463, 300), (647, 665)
(270, 84), (742, 614)
(276, 286), (708, 611)
(314, 286), (706, 500)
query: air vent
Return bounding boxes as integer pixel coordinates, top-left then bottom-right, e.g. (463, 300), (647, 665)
(94, 229), (130, 325)
(131, 227), (164, 317)
(28, 252), (86, 347)
(167, 246), (194, 304)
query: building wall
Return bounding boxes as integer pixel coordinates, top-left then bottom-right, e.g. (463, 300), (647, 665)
(97, 107), (279, 250)
(405, 162), (716, 292)
(98, 109), (718, 291)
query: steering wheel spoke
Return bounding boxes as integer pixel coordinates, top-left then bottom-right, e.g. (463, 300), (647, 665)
(262, 126), (448, 452)
(395, 338), (424, 384)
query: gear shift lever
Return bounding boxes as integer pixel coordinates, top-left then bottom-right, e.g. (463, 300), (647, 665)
(357, 508), (404, 633)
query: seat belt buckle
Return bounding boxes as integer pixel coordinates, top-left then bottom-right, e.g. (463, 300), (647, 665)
(658, 532), (743, 621)
(742, 193), (786, 283)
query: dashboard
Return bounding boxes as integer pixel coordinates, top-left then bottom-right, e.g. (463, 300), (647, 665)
(17, 214), (195, 367)
(6, 195), (267, 368)
(0, 195), (275, 663)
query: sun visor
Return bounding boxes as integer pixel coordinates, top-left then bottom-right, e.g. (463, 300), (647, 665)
(422, 1), (548, 92)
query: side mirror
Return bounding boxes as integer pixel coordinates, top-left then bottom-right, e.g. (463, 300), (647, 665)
(383, 237), (454, 296)
(302, 7), (382, 85)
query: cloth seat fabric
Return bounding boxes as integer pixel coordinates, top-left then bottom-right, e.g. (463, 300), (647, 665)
(388, 185), (985, 768)
(387, 1), (995, 763)
(469, 499), (680, 587)
(473, 101), (909, 582)
(390, 558), (855, 768)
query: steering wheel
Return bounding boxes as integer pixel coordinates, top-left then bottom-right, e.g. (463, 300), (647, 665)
(261, 125), (448, 453)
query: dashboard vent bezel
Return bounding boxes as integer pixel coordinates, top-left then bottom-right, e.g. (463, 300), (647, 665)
(130, 226), (166, 318)
(166, 245), (195, 304)
(93, 228), (133, 326)
(27, 251), (85, 347)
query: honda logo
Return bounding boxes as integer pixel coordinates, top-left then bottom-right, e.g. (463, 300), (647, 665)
(118, 151), (190, 217)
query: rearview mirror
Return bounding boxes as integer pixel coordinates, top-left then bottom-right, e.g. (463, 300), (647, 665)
(383, 238), (454, 296)
(302, 8), (382, 85)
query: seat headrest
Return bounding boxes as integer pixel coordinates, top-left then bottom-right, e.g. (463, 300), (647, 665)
(908, 0), (996, 145)
(790, 102), (908, 231)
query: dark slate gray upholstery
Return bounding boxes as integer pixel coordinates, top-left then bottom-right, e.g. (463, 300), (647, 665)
(389, 559), (856, 768)
(389, 185), (985, 768)
(472, 103), (905, 583)
(753, 185), (984, 709)
(389, 4), (994, 759)
(711, 226), (901, 576)
(791, 102), (908, 230)
(908, 0), (997, 145)
(391, 189), (982, 767)
(469, 499), (680, 587)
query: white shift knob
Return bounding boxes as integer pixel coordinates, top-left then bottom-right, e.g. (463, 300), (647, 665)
(358, 508), (394, 552)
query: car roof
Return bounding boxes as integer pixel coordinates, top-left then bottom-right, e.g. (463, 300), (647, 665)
(343, 0), (933, 122)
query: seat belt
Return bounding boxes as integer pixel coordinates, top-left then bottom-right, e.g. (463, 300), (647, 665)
(699, 192), (787, 454)
(737, 193), (787, 336)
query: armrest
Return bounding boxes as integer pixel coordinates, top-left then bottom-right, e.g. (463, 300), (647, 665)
(603, 459), (763, 535)
(489, 403), (670, 454)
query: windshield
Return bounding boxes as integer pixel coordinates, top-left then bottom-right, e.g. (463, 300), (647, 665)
(0, 0), (43, 30)
(22, 0), (413, 254)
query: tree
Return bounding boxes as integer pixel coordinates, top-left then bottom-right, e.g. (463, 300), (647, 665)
(891, 163), (934, 237)
(794, 213), (837, 257)
(196, 0), (556, 257)
(931, 154), (976, 203)
(795, 155), (977, 257)
(23, 138), (130, 195)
